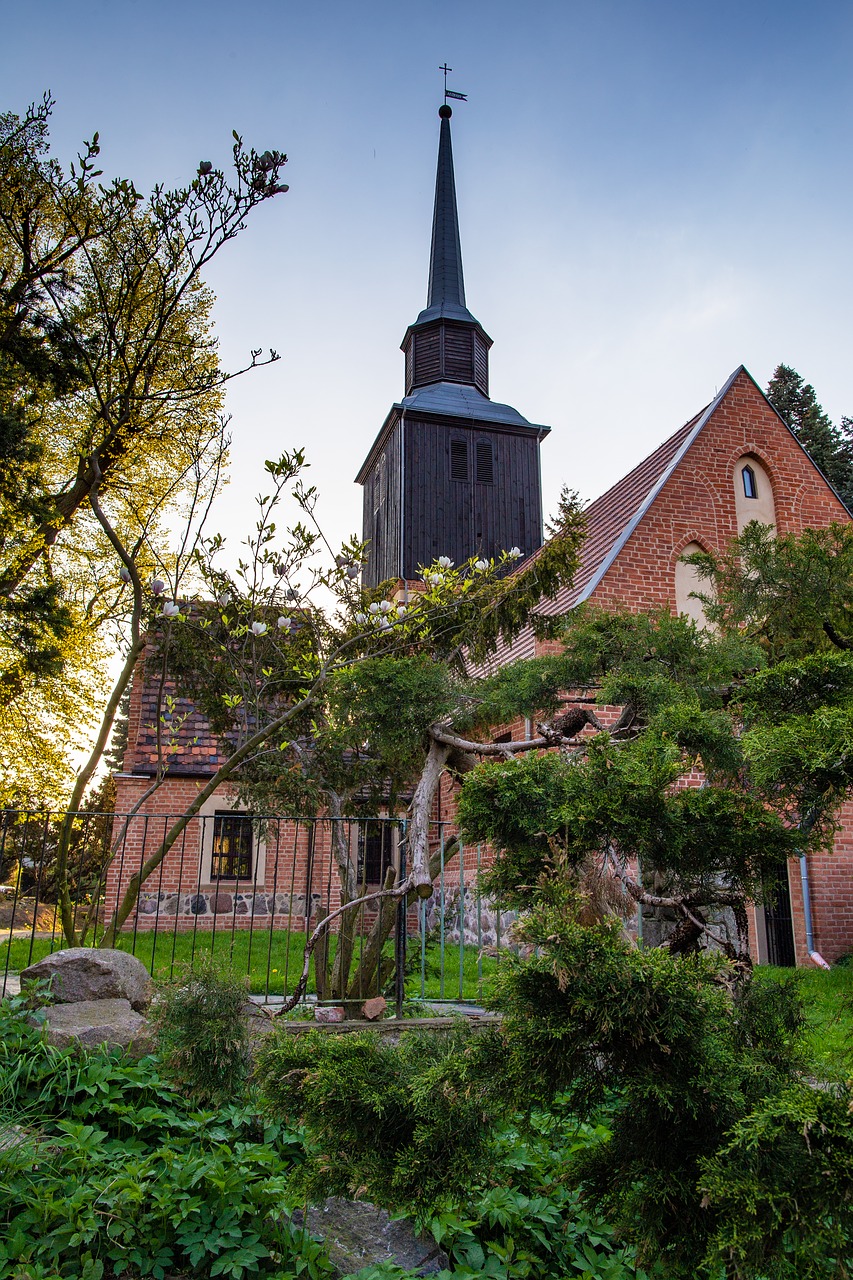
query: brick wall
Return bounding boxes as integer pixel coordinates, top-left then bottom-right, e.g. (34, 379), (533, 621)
(535, 370), (853, 964)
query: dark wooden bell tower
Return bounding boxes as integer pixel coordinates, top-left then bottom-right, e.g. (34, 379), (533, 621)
(356, 104), (550, 588)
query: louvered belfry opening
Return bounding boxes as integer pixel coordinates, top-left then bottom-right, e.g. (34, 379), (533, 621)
(405, 321), (489, 394)
(475, 439), (494, 485)
(450, 439), (469, 481)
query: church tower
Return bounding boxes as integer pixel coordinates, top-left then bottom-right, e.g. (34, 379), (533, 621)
(356, 104), (550, 588)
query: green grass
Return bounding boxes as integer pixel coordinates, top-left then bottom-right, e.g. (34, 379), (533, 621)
(757, 963), (853, 1078)
(1, 927), (501, 1002)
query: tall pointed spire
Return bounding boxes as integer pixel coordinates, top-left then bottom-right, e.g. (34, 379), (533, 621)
(421, 105), (474, 323)
(401, 104), (491, 395)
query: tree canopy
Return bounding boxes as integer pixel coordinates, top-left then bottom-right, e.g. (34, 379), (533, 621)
(766, 363), (853, 511)
(0, 95), (288, 804)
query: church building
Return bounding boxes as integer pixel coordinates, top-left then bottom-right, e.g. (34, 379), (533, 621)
(112, 103), (853, 967)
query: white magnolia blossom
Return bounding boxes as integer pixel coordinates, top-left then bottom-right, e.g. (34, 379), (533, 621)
(354, 612), (369, 625)
(507, 546), (522, 560)
(428, 573), (442, 586)
(396, 605), (407, 618)
(379, 599), (393, 614)
(216, 591), (231, 607)
(474, 559), (489, 572)
(277, 615), (291, 630)
(437, 556), (453, 569)
(161, 601), (180, 618)
(379, 618), (392, 631)
(251, 620), (268, 636)
(368, 602), (381, 615)
(119, 565), (132, 583)
(151, 578), (166, 595)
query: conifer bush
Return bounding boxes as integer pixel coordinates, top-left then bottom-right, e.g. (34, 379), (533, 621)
(149, 962), (251, 1106)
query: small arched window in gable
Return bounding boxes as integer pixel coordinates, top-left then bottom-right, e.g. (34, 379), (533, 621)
(675, 541), (710, 628)
(734, 455), (775, 532)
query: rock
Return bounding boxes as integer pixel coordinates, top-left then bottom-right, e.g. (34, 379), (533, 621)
(314, 1005), (346, 1023)
(38, 998), (152, 1054)
(305, 1197), (449, 1277)
(361, 996), (387, 1021)
(21, 947), (153, 1012)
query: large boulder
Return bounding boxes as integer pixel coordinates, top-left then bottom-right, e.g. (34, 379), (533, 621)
(305, 1198), (449, 1277)
(21, 947), (153, 1012)
(39, 998), (152, 1054)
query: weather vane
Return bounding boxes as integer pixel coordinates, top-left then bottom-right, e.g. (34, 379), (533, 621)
(439, 64), (468, 104)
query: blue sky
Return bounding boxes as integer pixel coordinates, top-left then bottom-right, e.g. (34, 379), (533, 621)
(4, 0), (853, 557)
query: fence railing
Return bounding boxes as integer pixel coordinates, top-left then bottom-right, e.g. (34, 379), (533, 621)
(0, 809), (517, 1010)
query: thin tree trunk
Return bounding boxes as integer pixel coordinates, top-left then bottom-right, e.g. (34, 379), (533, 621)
(346, 838), (459, 999)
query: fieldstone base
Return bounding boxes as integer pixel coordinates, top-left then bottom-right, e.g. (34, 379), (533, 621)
(135, 889), (323, 920)
(422, 888), (517, 949)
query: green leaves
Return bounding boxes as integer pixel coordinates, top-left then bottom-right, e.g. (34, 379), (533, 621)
(0, 996), (330, 1280)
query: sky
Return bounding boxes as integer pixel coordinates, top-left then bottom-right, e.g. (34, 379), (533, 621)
(4, 0), (853, 560)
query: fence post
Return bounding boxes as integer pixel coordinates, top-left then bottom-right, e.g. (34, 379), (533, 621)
(394, 820), (407, 1019)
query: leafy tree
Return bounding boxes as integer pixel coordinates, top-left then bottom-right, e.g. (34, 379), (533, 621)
(766, 363), (853, 510)
(0, 94), (287, 804)
(46, 447), (585, 973)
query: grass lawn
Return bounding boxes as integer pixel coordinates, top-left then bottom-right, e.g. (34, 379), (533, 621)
(1, 926), (501, 1002)
(757, 963), (853, 1078)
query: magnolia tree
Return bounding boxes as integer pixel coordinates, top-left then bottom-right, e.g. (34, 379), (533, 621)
(55, 448), (585, 1001)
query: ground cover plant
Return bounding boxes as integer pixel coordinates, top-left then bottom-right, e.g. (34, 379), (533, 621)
(0, 992), (334, 1280)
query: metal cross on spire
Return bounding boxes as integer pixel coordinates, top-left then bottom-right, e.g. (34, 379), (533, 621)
(439, 63), (468, 104)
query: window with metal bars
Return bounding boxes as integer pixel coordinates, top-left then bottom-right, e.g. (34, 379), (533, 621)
(476, 439), (494, 485)
(211, 811), (253, 880)
(450, 440), (469, 481)
(358, 820), (394, 885)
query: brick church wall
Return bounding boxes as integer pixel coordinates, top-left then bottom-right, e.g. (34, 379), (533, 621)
(534, 370), (853, 964)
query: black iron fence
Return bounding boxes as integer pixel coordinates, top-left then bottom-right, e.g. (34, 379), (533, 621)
(0, 809), (516, 1009)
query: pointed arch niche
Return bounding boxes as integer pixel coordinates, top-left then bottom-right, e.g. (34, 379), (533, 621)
(675, 542), (711, 627)
(735, 454), (776, 532)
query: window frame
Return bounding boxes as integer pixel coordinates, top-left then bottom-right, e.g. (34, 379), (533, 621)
(210, 810), (254, 881)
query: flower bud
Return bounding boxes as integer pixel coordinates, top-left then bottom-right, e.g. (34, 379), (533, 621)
(151, 579), (166, 595)
(119, 566), (132, 583)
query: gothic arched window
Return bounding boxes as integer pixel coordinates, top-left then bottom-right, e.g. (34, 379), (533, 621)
(734, 455), (775, 532)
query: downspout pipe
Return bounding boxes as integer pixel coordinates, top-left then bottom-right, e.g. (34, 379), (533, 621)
(799, 852), (815, 954)
(798, 852), (830, 967)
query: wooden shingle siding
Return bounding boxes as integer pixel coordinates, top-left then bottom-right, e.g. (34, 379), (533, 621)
(414, 330), (441, 384)
(473, 333), (489, 396)
(444, 327), (474, 383)
(399, 416), (543, 577)
(362, 417), (403, 587)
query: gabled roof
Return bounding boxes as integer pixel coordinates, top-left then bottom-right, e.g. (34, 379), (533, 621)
(568, 366), (743, 606)
(542, 363), (850, 616)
